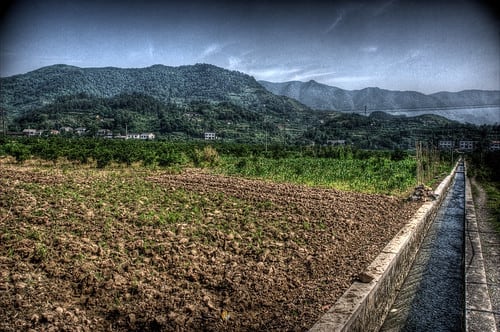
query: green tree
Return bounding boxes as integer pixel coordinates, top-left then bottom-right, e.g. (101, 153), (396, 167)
(4, 142), (30, 163)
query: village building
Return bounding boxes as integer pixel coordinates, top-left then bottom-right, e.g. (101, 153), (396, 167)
(490, 141), (500, 151)
(59, 127), (73, 133)
(97, 129), (113, 138)
(438, 140), (454, 150)
(204, 132), (217, 140)
(22, 129), (40, 136)
(326, 139), (346, 146)
(459, 140), (475, 151)
(75, 127), (87, 135)
(126, 133), (141, 139)
(125, 133), (155, 140)
(140, 133), (155, 140)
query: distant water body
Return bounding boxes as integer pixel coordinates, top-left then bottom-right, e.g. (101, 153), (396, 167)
(374, 106), (500, 125)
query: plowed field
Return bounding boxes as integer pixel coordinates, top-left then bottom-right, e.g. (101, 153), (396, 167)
(0, 161), (421, 331)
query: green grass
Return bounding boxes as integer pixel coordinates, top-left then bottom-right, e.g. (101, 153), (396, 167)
(467, 152), (500, 232)
(1, 137), (453, 197)
(217, 155), (420, 196)
(483, 182), (500, 231)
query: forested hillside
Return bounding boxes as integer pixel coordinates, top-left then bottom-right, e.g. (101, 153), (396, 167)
(301, 111), (499, 150)
(1, 64), (498, 148)
(12, 92), (321, 143)
(0, 64), (316, 143)
(0, 64), (309, 117)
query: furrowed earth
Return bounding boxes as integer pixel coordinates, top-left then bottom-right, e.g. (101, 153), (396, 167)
(0, 160), (421, 331)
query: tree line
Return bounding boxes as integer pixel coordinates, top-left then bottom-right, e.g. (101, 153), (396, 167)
(0, 137), (426, 168)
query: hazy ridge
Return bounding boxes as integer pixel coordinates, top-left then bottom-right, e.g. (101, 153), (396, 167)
(259, 80), (500, 124)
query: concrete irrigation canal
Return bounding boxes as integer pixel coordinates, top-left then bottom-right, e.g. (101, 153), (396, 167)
(310, 160), (498, 332)
(380, 164), (466, 331)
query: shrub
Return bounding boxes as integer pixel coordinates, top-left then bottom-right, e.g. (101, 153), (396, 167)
(4, 142), (30, 164)
(192, 145), (220, 167)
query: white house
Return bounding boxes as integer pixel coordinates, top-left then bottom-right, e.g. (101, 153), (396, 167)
(438, 140), (454, 150)
(75, 128), (87, 135)
(59, 127), (73, 133)
(459, 140), (475, 151)
(126, 133), (155, 140)
(126, 133), (141, 139)
(22, 129), (40, 136)
(204, 132), (217, 140)
(326, 139), (346, 146)
(140, 133), (155, 140)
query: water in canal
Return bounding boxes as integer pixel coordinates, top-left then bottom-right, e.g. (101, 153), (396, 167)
(380, 165), (465, 331)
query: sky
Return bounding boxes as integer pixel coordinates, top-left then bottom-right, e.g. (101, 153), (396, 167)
(0, 0), (499, 94)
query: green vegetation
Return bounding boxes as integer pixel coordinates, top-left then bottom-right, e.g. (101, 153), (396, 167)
(468, 151), (500, 229)
(0, 137), (453, 196)
(482, 182), (500, 230)
(303, 111), (500, 149)
(2, 64), (498, 148)
(1, 64), (312, 144)
(5, 93), (499, 148)
(11, 93), (313, 144)
(218, 155), (416, 195)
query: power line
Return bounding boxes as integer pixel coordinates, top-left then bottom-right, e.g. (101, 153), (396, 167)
(337, 104), (500, 114)
(1, 108), (5, 136)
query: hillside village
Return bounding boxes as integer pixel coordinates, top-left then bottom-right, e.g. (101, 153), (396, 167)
(15, 126), (500, 153)
(21, 128), (155, 140)
(1, 64), (499, 150)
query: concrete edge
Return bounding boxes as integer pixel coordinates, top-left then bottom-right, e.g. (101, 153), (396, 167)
(309, 162), (460, 332)
(464, 169), (497, 332)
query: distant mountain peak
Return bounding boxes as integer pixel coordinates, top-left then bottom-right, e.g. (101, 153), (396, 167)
(260, 80), (500, 108)
(259, 80), (500, 124)
(32, 64), (80, 72)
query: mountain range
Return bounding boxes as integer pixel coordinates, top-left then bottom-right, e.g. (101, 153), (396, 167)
(2, 64), (499, 116)
(0, 64), (498, 148)
(259, 80), (500, 124)
(259, 80), (500, 111)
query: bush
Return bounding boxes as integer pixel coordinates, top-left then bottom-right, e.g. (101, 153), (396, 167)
(192, 145), (220, 167)
(4, 142), (30, 163)
(94, 148), (112, 168)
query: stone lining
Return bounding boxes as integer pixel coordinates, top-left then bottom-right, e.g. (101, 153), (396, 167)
(309, 162), (459, 332)
(464, 171), (498, 332)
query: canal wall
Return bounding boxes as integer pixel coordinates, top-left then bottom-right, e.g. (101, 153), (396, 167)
(309, 162), (460, 332)
(464, 166), (497, 332)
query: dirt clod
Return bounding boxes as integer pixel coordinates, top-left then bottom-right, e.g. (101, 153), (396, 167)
(0, 163), (420, 331)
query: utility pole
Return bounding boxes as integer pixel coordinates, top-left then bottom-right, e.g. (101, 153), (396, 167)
(262, 104), (268, 151)
(265, 129), (268, 152)
(282, 116), (286, 146)
(1, 107), (5, 136)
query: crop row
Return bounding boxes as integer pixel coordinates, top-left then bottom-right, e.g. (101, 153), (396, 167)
(0, 137), (452, 195)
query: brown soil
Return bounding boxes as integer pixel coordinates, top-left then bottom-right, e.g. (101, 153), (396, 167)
(0, 162), (421, 331)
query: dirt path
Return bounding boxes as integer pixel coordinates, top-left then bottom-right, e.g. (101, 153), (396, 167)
(470, 178), (500, 329)
(0, 164), (421, 331)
